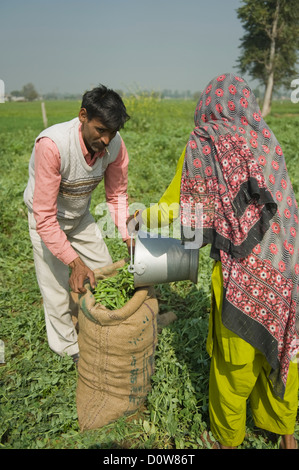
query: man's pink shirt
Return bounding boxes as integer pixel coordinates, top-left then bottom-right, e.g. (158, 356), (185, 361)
(32, 124), (129, 265)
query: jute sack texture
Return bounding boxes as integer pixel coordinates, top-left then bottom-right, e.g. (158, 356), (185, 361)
(76, 259), (159, 431)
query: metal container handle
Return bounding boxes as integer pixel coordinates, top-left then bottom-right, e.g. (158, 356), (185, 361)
(127, 234), (135, 273)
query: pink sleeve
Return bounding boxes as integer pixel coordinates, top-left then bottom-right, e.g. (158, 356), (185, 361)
(33, 138), (78, 265)
(104, 138), (130, 240)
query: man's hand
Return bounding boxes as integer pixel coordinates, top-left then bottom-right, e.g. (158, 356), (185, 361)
(69, 257), (96, 294)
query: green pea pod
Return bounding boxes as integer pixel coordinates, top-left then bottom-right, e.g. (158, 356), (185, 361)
(93, 263), (135, 309)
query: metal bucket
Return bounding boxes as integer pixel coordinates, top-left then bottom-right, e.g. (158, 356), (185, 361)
(129, 232), (199, 287)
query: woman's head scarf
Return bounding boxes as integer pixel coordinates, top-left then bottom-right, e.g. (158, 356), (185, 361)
(180, 73), (299, 398)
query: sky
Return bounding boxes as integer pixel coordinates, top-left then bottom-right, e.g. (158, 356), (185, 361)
(0, 0), (247, 96)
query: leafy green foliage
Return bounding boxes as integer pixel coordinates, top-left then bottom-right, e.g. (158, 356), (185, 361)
(237, 0), (299, 87)
(0, 99), (298, 449)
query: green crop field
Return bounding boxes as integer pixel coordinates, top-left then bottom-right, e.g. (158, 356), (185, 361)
(0, 97), (298, 450)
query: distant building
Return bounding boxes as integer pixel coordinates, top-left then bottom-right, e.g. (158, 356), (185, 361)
(6, 94), (27, 102)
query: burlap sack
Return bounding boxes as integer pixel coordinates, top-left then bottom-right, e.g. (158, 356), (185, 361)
(76, 259), (159, 431)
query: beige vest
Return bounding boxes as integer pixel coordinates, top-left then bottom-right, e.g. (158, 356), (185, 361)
(24, 118), (121, 219)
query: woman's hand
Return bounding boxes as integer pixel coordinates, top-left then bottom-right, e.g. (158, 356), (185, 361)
(126, 210), (144, 235)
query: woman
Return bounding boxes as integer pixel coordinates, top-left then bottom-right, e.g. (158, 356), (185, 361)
(128, 73), (298, 448)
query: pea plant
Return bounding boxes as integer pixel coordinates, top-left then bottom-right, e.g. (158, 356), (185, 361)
(0, 99), (298, 449)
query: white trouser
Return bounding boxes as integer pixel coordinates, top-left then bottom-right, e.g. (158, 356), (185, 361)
(28, 210), (112, 357)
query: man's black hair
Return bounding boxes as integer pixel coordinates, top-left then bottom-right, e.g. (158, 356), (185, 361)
(81, 85), (130, 130)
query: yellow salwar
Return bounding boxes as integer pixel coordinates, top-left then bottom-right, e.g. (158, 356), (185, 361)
(207, 261), (298, 447)
(139, 147), (298, 448)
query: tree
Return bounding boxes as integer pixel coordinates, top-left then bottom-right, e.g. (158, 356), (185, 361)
(22, 83), (39, 101)
(10, 90), (23, 97)
(236, 0), (299, 116)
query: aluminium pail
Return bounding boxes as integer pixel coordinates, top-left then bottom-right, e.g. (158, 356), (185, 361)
(132, 232), (199, 287)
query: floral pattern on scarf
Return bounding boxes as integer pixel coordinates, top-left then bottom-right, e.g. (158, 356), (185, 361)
(180, 73), (299, 398)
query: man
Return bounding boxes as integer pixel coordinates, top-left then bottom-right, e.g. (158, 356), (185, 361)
(24, 85), (131, 363)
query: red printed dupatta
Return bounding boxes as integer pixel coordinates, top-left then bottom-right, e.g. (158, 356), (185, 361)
(180, 73), (299, 398)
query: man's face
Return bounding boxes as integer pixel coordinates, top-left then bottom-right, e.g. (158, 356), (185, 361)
(79, 108), (117, 154)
